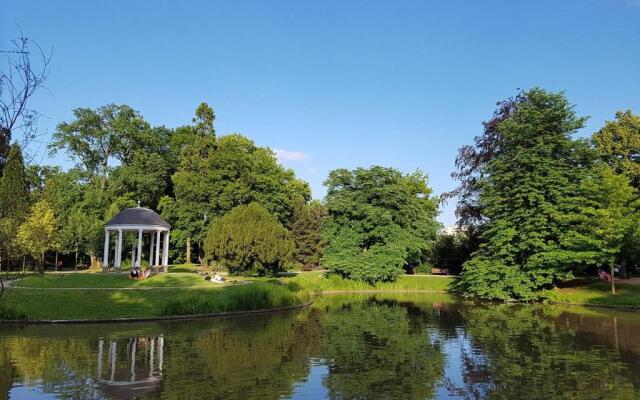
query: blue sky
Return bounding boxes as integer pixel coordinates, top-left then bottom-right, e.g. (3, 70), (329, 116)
(2, 0), (639, 225)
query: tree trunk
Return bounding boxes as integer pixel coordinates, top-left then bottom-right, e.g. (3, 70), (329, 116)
(75, 249), (78, 273)
(40, 252), (44, 274)
(611, 261), (616, 295)
(90, 254), (97, 270)
(55, 251), (59, 272)
(22, 256), (25, 274)
(186, 237), (191, 265)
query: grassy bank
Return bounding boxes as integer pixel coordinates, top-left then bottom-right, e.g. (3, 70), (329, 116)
(0, 271), (456, 321)
(256, 271), (456, 293)
(0, 282), (308, 321)
(554, 280), (640, 307)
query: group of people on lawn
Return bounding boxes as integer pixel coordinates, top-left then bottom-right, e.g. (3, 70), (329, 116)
(129, 266), (225, 283)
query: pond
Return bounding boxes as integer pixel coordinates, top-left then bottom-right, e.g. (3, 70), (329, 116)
(1, 293), (640, 399)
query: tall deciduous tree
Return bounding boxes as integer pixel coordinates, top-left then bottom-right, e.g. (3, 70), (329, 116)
(49, 104), (153, 189)
(593, 110), (640, 189)
(17, 200), (57, 272)
(454, 88), (596, 301)
(570, 166), (638, 294)
(204, 203), (295, 275)
(322, 166), (439, 283)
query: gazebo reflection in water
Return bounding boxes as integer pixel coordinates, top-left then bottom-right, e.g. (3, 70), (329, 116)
(96, 335), (165, 398)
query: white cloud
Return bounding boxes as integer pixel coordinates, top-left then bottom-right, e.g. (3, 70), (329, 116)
(273, 148), (311, 162)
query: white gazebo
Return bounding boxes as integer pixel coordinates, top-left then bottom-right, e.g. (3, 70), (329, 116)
(103, 207), (171, 273)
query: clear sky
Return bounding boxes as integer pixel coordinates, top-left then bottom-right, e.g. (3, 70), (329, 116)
(2, 0), (639, 225)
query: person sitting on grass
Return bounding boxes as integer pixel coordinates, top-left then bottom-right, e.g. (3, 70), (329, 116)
(213, 273), (225, 283)
(130, 267), (140, 279)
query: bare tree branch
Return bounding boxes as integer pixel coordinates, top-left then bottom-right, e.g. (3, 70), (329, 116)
(0, 30), (52, 167)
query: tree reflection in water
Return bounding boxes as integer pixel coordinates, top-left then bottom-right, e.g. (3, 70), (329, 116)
(1, 296), (640, 399)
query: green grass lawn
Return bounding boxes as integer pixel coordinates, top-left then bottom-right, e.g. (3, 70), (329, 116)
(14, 272), (223, 288)
(555, 280), (640, 307)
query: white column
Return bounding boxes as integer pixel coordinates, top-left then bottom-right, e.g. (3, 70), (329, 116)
(149, 233), (155, 266)
(103, 230), (110, 271)
(131, 241), (135, 267)
(136, 229), (143, 267)
(116, 229), (123, 271)
(162, 231), (170, 269)
(155, 231), (161, 266)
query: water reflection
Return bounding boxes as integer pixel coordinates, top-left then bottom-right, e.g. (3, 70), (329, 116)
(96, 336), (164, 398)
(1, 295), (640, 399)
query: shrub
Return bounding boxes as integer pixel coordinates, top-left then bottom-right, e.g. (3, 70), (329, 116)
(204, 203), (295, 275)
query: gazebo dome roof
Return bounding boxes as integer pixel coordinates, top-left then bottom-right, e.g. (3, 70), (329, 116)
(105, 207), (171, 228)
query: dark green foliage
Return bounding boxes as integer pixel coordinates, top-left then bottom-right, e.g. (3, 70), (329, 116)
(204, 203), (295, 275)
(455, 88), (597, 301)
(290, 199), (327, 269)
(322, 166), (439, 283)
(0, 144), (29, 219)
(0, 144), (29, 268)
(430, 228), (479, 275)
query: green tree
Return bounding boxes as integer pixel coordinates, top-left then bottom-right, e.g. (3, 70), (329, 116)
(569, 165), (637, 293)
(322, 166), (439, 283)
(49, 104), (153, 189)
(109, 151), (171, 209)
(162, 106), (310, 262)
(593, 110), (640, 188)
(0, 144), (29, 269)
(17, 200), (57, 272)
(204, 203), (295, 275)
(0, 143), (29, 219)
(455, 88), (596, 301)
(289, 199), (327, 269)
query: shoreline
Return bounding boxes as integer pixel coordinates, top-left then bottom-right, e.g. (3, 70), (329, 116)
(0, 300), (314, 325)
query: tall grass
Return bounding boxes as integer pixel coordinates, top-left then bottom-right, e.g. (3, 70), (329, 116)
(161, 282), (309, 316)
(0, 304), (28, 320)
(264, 272), (456, 293)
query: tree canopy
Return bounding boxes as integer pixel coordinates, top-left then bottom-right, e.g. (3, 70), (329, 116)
(322, 166), (439, 283)
(593, 110), (640, 189)
(454, 88), (598, 300)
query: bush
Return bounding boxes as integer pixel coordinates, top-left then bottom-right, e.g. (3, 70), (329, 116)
(204, 203), (295, 276)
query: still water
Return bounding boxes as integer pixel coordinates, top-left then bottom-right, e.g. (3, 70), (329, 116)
(2, 293), (640, 399)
